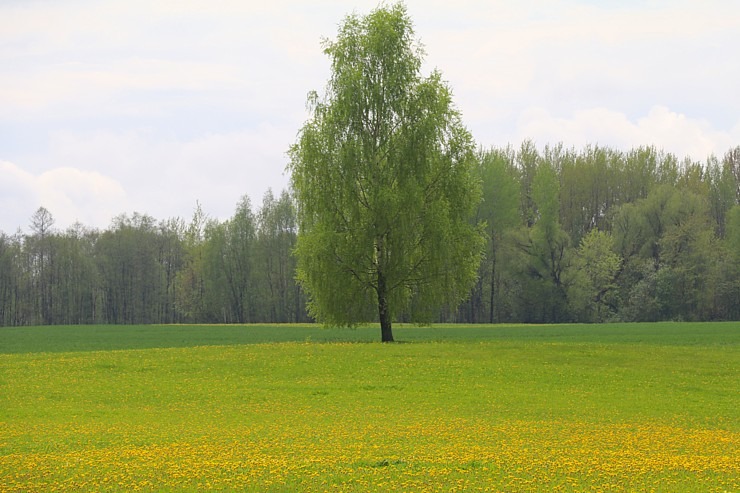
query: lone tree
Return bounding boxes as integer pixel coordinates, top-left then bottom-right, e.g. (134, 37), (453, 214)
(289, 3), (484, 342)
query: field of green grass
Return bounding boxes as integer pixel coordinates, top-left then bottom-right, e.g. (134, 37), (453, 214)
(1, 322), (738, 492)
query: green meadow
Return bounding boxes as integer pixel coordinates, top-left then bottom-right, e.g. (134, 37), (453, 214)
(1, 323), (738, 492)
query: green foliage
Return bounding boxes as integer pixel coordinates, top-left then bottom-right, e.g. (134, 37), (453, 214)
(516, 163), (571, 322)
(728, 205), (740, 258)
(532, 162), (560, 232)
(516, 140), (541, 227)
(289, 3), (484, 339)
(175, 202), (210, 322)
(0, 192), (307, 327)
(96, 213), (177, 324)
(198, 198), (258, 323)
(568, 229), (622, 322)
(610, 185), (722, 321)
(256, 190), (303, 323)
(657, 191), (715, 320)
(723, 146), (740, 204)
(0, 233), (22, 326)
(478, 148), (521, 234)
(470, 148), (521, 323)
(715, 205), (740, 319)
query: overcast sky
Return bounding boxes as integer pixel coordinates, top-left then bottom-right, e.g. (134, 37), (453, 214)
(2, 0), (739, 234)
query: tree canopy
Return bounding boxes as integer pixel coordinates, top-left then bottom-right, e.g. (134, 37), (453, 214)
(288, 3), (484, 341)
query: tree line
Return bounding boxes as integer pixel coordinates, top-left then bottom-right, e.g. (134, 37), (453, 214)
(457, 143), (740, 324)
(0, 190), (308, 326)
(1, 143), (738, 327)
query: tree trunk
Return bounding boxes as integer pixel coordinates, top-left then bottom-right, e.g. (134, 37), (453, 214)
(377, 269), (394, 342)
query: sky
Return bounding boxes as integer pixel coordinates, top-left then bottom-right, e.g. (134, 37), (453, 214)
(2, 0), (739, 234)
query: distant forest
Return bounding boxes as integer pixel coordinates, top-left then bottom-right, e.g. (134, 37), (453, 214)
(1, 142), (739, 326)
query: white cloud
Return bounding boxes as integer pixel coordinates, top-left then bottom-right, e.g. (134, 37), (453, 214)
(514, 105), (740, 161)
(1, 160), (40, 233)
(417, 0), (740, 138)
(0, 160), (127, 233)
(41, 125), (293, 228)
(37, 167), (128, 229)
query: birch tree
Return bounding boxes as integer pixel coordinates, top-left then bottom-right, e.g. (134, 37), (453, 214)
(289, 3), (484, 341)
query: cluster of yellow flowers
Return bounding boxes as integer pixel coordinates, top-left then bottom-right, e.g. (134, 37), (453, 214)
(2, 418), (737, 492)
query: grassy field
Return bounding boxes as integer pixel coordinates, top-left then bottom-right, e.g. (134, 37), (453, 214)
(1, 322), (738, 492)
